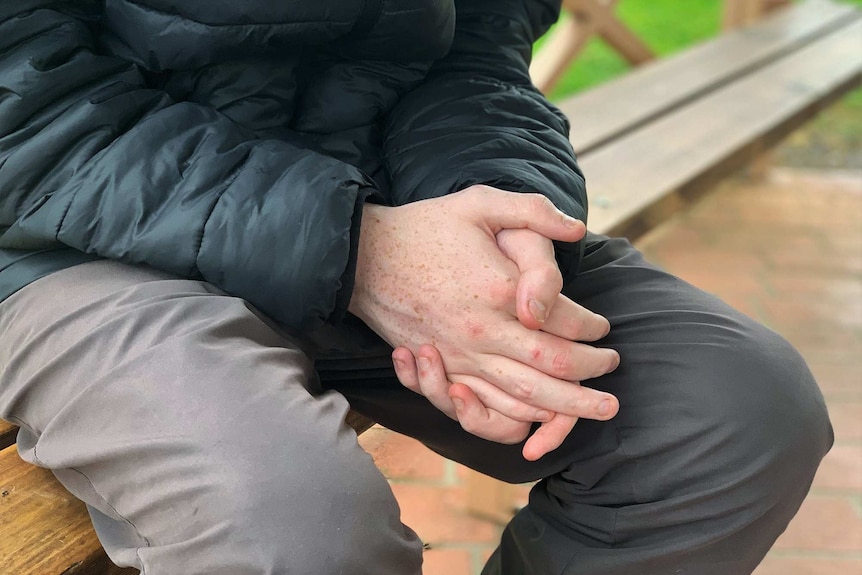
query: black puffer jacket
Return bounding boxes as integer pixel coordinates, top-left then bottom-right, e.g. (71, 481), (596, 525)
(0, 0), (586, 331)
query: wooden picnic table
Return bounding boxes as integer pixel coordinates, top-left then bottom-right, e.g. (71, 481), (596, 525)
(531, 0), (792, 94)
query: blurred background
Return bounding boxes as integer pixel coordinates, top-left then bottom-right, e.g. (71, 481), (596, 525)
(541, 0), (861, 170)
(359, 1), (862, 574)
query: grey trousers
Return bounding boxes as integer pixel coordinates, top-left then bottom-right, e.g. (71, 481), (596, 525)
(0, 235), (832, 575)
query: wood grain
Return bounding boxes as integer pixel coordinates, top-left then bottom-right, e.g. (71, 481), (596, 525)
(582, 18), (862, 239)
(0, 445), (136, 574)
(559, 0), (858, 155)
(0, 420), (17, 451)
(566, 0), (654, 65)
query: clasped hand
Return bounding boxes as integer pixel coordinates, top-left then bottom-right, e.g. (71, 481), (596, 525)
(348, 186), (619, 461)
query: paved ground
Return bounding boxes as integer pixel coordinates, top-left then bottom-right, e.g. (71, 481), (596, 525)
(358, 167), (862, 575)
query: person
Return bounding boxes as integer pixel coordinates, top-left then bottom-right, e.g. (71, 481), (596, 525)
(0, 1), (832, 574)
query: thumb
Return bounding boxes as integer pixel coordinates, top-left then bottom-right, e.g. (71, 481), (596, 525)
(461, 187), (586, 243)
(497, 229), (563, 330)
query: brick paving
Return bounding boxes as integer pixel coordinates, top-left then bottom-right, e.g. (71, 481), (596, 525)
(357, 167), (862, 574)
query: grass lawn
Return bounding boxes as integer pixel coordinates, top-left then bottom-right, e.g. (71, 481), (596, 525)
(536, 0), (862, 169)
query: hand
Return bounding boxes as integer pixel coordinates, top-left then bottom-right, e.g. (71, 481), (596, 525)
(391, 227), (619, 460)
(348, 186), (619, 434)
(393, 344), (589, 461)
(498, 228), (617, 459)
(392, 344), (540, 445)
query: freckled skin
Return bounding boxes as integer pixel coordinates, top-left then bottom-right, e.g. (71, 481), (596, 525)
(349, 194), (524, 371)
(466, 322), (484, 338)
(347, 187), (618, 459)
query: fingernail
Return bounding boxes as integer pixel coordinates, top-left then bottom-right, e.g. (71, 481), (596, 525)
(529, 299), (547, 323)
(598, 400), (611, 416)
(452, 398), (464, 410)
(418, 356), (431, 371)
(393, 358), (404, 370)
(536, 409), (552, 420)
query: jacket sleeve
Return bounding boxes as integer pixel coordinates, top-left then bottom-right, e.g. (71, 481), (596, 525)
(382, 0), (586, 278)
(0, 4), (376, 330)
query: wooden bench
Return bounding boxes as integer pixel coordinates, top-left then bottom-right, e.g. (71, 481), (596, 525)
(3, 0), (861, 571)
(566, 0), (861, 239)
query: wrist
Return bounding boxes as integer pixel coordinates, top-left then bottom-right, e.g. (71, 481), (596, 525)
(348, 203), (387, 317)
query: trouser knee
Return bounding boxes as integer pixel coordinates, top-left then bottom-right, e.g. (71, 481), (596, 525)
(727, 328), (833, 513)
(509, 326), (834, 574)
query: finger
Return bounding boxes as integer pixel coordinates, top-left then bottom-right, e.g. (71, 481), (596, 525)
(461, 187), (586, 243)
(452, 373), (554, 423)
(449, 383), (532, 444)
(503, 325), (620, 382)
(539, 294), (612, 342)
(478, 355), (620, 419)
(496, 229), (563, 330)
(392, 347), (421, 394)
(415, 345), (458, 419)
(522, 414), (578, 461)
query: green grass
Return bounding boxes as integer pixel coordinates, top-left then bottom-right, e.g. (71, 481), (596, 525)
(538, 0), (862, 100)
(536, 0), (862, 168)
(538, 0), (723, 100)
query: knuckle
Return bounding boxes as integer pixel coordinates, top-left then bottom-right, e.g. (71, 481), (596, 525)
(550, 350), (572, 378)
(511, 379), (536, 401)
(487, 277), (517, 308)
(525, 193), (551, 215)
(467, 184), (494, 200)
(534, 264), (563, 292)
(482, 327), (507, 350)
(458, 185), (485, 207)
(563, 389), (588, 414)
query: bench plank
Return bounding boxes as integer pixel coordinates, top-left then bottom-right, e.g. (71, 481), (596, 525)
(559, 0), (859, 155)
(582, 18), (862, 238)
(0, 420), (16, 451)
(0, 445), (136, 574)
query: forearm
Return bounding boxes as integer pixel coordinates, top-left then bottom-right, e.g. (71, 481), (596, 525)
(381, 0), (586, 279)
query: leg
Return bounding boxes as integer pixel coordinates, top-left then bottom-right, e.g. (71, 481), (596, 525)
(323, 234), (833, 575)
(0, 261), (422, 575)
